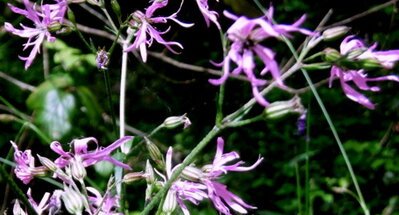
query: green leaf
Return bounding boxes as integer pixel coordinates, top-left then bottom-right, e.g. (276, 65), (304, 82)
(27, 74), (76, 140)
(46, 40), (96, 74)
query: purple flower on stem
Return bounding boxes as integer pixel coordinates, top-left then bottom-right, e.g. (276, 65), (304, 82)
(26, 188), (51, 214)
(200, 137), (263, 215)
(4, 0), (67, 69)
(87, 187), (122, 215)
(160, 147), (208, 215)
(195, 0), (220, 29)
(50, 136), (133, 170)
(209, 8), (313, 106)
(10, 141), (47, 184)
(124, 0), (193, 62)
(329, 36), (399, 109)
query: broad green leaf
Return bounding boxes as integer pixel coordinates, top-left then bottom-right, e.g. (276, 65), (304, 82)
(46, 40), (96, 74)
(27, 74), (76, 140)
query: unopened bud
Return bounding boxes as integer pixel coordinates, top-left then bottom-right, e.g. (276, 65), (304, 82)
(47, 22), (62, 32)
(70, 156), (86, 181)
(31, 166), (48, 177)
(61, 186), (84, 215)
(87, 0), (100, 6)
(162, 190), (177, 215)
(323, 48), (341, 63)
(322, 26), (350, 41)
(13, 200), (26, 215)
(111, 0), (122, 18)
(265, 96), (305, 119)
(360, 58), (383, 70)
(123, 172), (145, 184)
(96, 48), (109, 70)
(145, 137), (165, 169)
(145, 160), (155, 184)
(181, 165), (203, 182)
(37, 154), (58, 172)
(56, 26), (73, 35)
(0, 114), (17, 123)
(163, 114), (191, 129)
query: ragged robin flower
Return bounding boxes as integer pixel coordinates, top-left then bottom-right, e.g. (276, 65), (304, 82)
(124, 0), (193, 62)
(328, 35), (399, 109)
(209, 7), (313, 106)
(4, 0), (67, 69)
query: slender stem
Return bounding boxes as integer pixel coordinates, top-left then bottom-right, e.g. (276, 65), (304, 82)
(305, 105), (311, 215)
(141, 126), (221, 215)
(295, 162), (303, 215)
(42, 41), (49, 79)
(103, 69), (117, 137)
(119, 42), (128, 140)
(301, 70), (369, 215)
(225, 114), (265, 128)
(322, 0), (399, 30)
(215, 29), (228, 126)
(101, 7), (119, 33)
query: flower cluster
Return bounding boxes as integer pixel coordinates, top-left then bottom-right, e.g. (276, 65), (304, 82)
(5, 0), (67, 69)
(209, 7), (314, 106)
(144, 137), (263, 215)
(328, 35), (399, 109)
(10, 136), (132, 214)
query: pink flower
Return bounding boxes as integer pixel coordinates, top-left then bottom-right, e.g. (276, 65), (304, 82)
(195, 0), (220, 29)
(329, 36), (399, 109)
(124, 0), (193, 62)
(87, 187), (122, 215)
(10, 141), (47, 184)
(200, 137), (263, 215)
(50, 136), (133, 170)
(209, 8), (313, 106)
(4, 0), (67, 69)
(160, 147), (208, 215)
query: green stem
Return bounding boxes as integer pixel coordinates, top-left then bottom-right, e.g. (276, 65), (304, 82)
(305, 108), (311, 215)
(141, 126), (221, 215)
(102, 69), (117, 137)
(215, 26), (228, 126)
(295, 162), (303, 215)
(301, 70), (369, 215)
(225, 114), (265, 128)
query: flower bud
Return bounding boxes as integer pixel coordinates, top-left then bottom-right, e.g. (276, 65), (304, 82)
(323, 48), (341, 63)
(13, 200), (27, 215)
(87, 0), (100, 6)
(61, 186), (84, 215)
(145, 160), (155, 184)
(96, 48), (109, 70)
(111, 0), (122, 18)
(70, 156), (86, 181)
(145, 137), (165, 169)
(360, 58), (383, 70)
(37, 154), (58, 172)
(31, 166), (48, 177)
(162, 190), (177, 215)
(322, 26), (350, 41)
(181, 165), (203, 182)
(0, 114), (17, 123)
(123, 171), (145, 184)
(162, 114), (191, 129)
(265, 96), (305, 119)
(47, 22), (62, 32)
